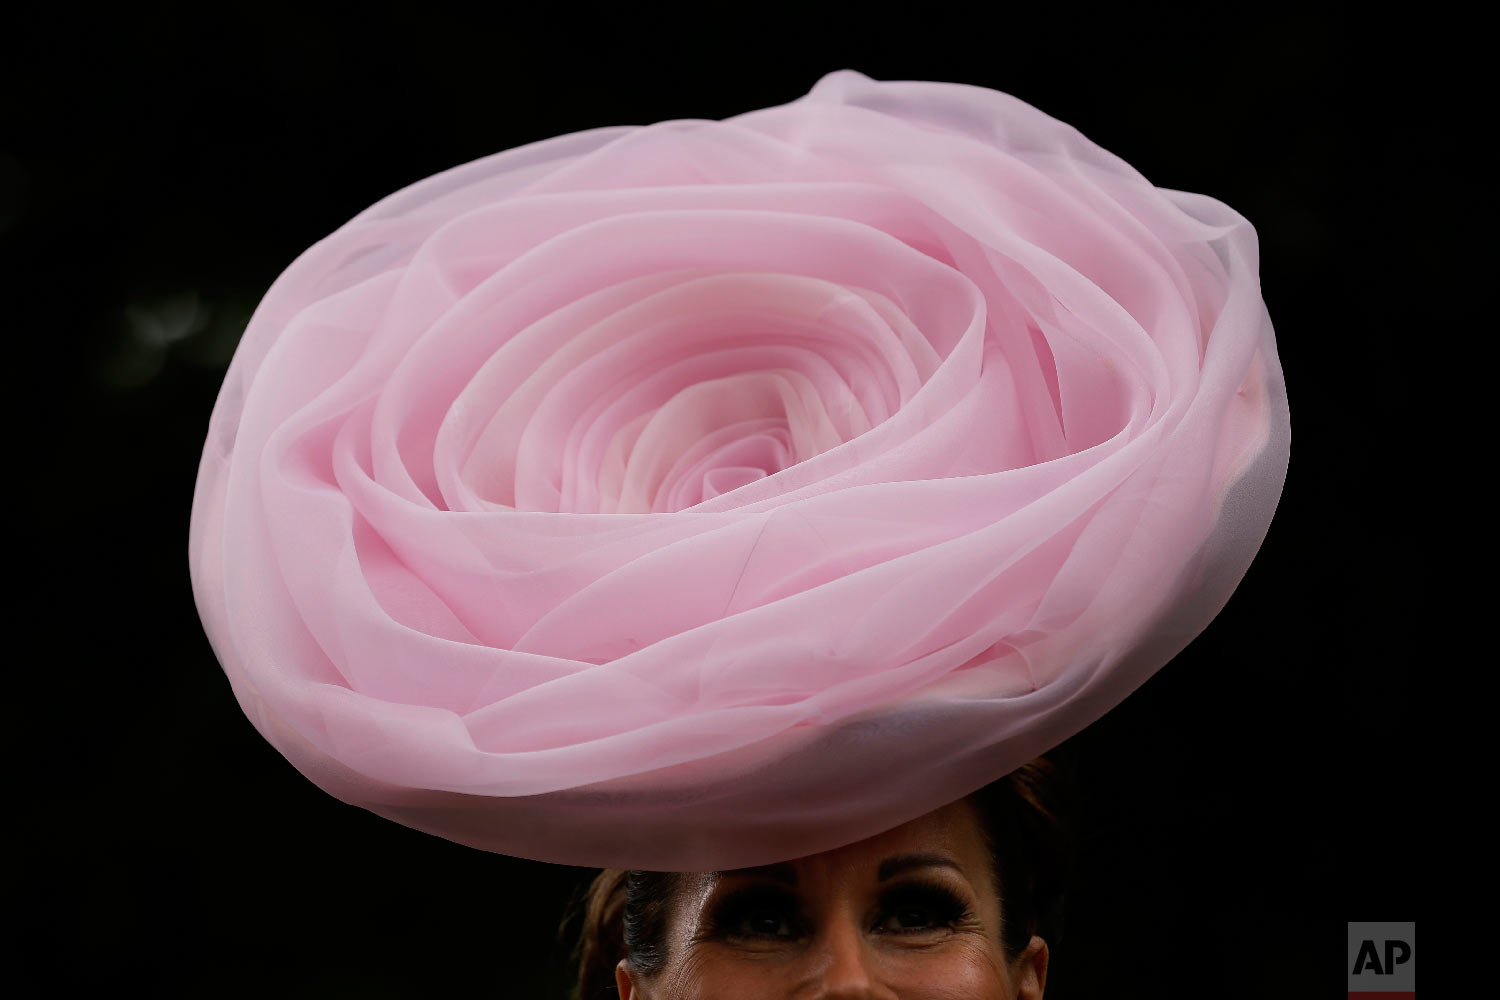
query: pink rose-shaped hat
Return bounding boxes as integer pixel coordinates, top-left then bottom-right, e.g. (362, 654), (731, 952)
(189, 69), (1289, 869)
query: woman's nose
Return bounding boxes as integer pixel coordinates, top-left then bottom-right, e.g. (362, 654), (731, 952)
(808, 919), (897, 1000)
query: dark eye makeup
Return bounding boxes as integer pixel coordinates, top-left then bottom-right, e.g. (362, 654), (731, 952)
(873, 879), (973, 934)
(702, 878), (975, 943)
(705, 884), (807, 941)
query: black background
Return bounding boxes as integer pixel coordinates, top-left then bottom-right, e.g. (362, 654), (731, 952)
(11, 6), (1430, 997)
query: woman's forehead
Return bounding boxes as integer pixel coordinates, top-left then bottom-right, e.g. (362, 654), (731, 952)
(713, 799), (990, 884)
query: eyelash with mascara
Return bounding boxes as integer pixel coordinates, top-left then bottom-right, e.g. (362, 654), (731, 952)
(705, 879), (975, 942)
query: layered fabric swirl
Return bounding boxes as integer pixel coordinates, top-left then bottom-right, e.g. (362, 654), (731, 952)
(189, 70), (1289, 869)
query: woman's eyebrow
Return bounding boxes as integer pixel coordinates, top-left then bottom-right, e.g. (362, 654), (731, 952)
(876, 853), (967, 882)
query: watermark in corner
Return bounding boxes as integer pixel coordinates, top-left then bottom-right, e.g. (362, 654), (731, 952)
(1349, 921), (1414, 999)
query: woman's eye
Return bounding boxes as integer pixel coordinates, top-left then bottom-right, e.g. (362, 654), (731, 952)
(879, 904), (941, 932)
(874, 886), (970, 935)
(707, 887), (805, 943)
(736, 909), (796, 937)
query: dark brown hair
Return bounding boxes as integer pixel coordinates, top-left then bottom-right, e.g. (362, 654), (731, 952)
(568, 756), (1073, 999)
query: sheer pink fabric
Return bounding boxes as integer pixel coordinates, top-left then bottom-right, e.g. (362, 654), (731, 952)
(189, 70), (1289, 868)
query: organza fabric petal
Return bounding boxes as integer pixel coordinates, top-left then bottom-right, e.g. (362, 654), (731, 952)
(189, 70), (1289, 869)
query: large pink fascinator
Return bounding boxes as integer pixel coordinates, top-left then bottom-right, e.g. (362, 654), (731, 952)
(189, 70), (1289, 870)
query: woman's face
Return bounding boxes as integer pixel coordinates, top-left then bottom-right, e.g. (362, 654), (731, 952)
(615, 799), (1048, 999)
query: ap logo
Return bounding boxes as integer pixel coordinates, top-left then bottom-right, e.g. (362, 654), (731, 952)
(1348, 921), (1414, 998)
